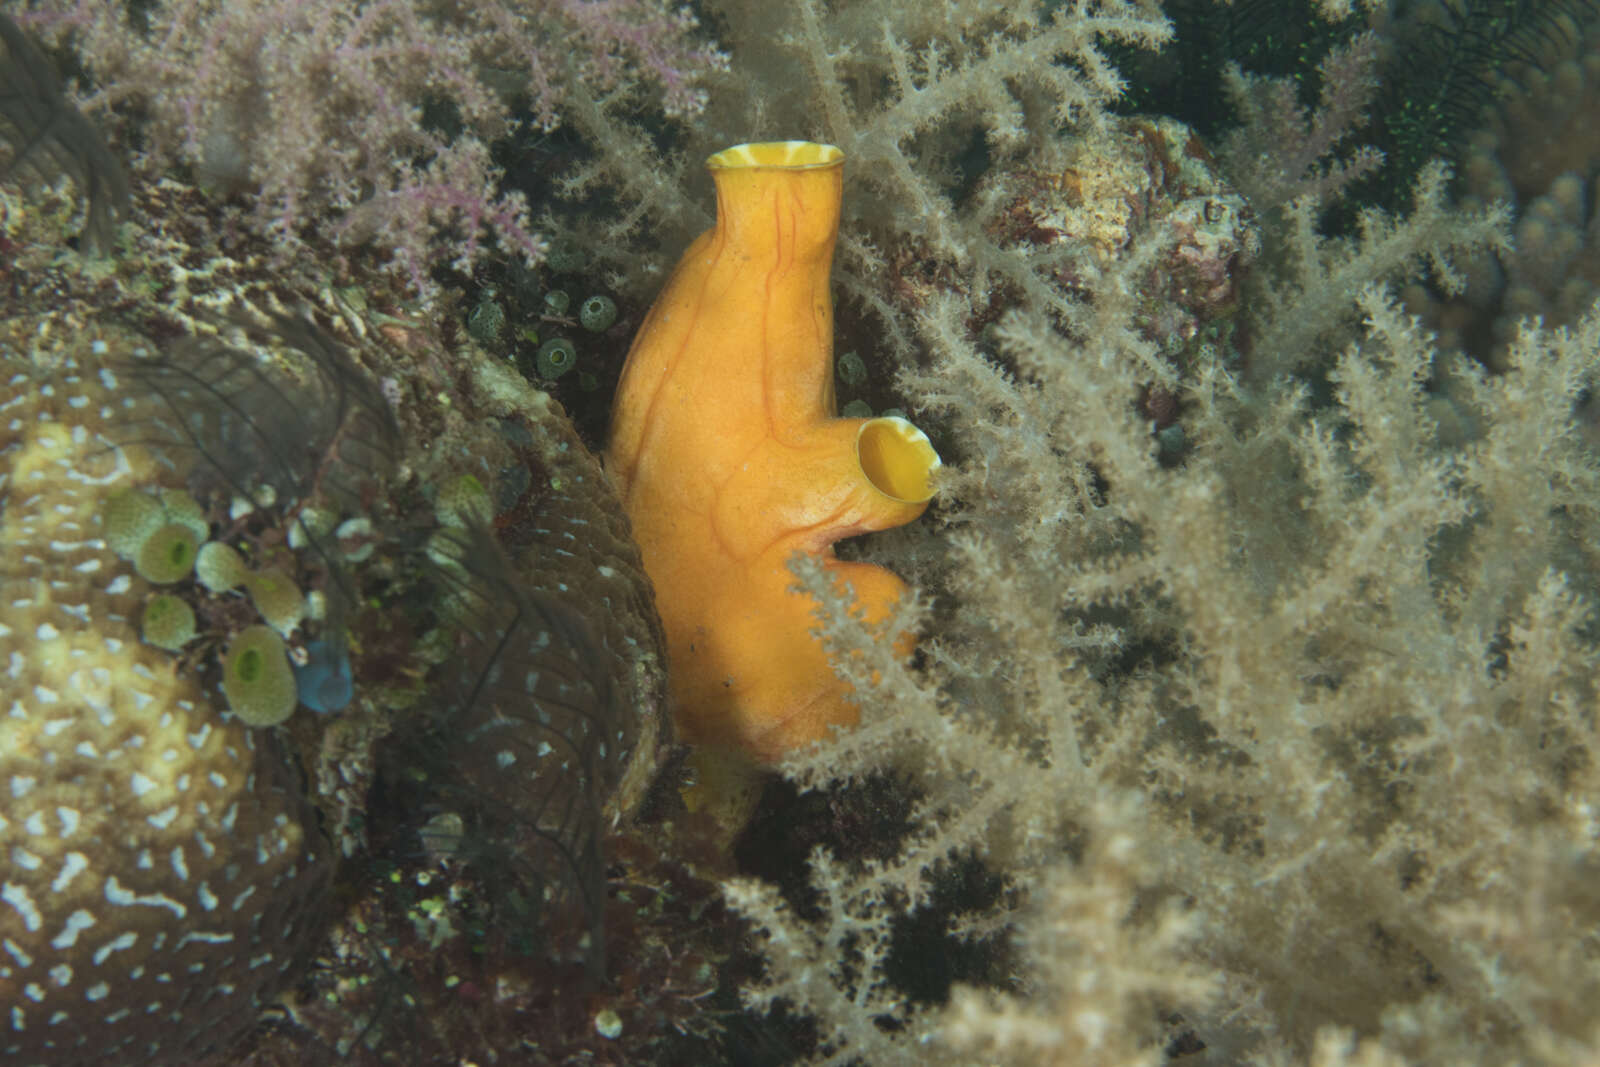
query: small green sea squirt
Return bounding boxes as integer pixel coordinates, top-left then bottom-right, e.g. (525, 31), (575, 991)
(222, 624), (298, 726)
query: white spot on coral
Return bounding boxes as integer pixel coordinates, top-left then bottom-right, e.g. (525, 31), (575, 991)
(11, 776), (36, 798)
(91, 932), (136, 966)
(3, 884), (42, 931)
(4, 938), (33, 967)
(197, 884), (217, 911)
(146, 806), (180, 830)
(176, 930), (232, 948)
(129, 773), (156, 797)
(103, 877), (186, 918)
(56, 809), (81, 838)
(35, 623), (60, 640)
(170, 848), (188, 882)
(52, 852), (89, 893)
(11, 848), (41, 871)
(50, 910), (95, 949)
(85, 982), (109, 1002)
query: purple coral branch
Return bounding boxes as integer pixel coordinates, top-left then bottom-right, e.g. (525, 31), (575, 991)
(19, 0), (722, 301)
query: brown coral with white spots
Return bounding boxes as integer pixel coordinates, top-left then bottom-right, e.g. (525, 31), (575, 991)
(0, 343), (334, 1066)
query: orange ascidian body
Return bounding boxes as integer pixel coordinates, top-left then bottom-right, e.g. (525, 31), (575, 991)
(606, 141), (940, 765)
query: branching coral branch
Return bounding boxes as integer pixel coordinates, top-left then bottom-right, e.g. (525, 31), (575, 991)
(1248, 163), (1511, 379)
(1220, 33), (1387, 216)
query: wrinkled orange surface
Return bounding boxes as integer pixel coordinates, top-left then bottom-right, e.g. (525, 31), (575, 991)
(606, 142), (936, 762)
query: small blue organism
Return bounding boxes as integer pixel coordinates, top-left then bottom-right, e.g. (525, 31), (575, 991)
(295, 637), (355, 713)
